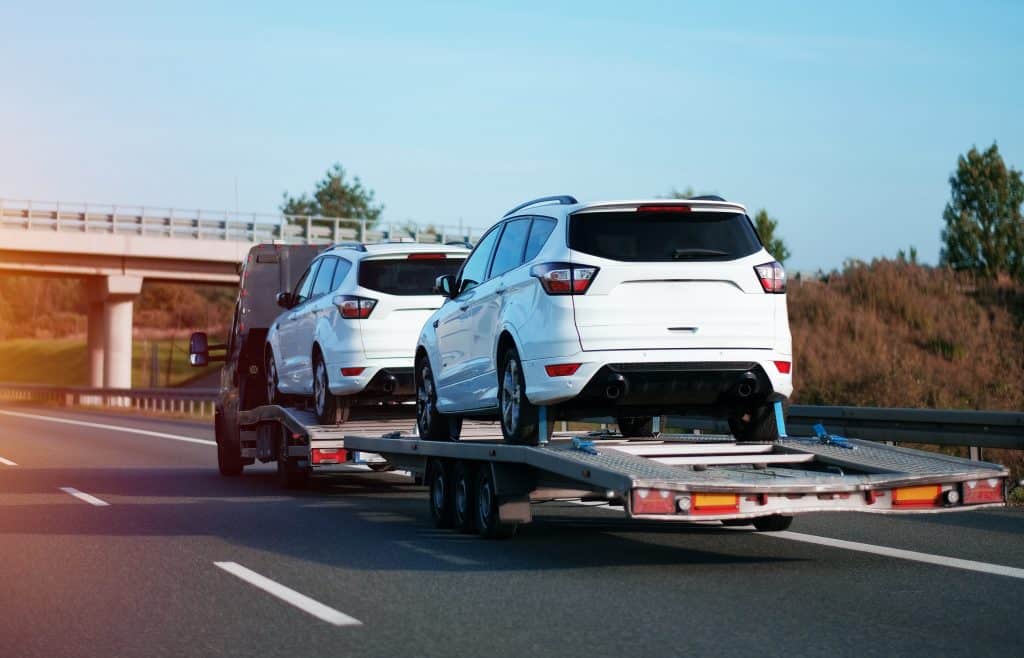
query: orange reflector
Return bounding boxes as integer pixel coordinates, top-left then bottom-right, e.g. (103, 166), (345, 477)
(892, 484), (941, 507)
(692, 493), (740, 514)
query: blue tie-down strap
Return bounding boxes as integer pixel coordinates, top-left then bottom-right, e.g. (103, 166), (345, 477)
(813, 423), (854, 449)
(572, 437), (599, 455)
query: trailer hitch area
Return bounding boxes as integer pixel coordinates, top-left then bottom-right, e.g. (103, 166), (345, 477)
(572, 437), (599, 455)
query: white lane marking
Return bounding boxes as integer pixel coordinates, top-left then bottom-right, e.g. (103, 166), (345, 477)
(59, 487), (110, 507)
(214, 562), (361, 627)
(766, 531), (1024, 581)
(0, 456), (17, 466)
(395, 541), (481, 566)
(0, 410), (215, 446)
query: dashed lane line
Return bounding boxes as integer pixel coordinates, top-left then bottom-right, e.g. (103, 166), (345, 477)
(59, 487), (110, 507)
(0, 409), (215, 447)
(0, 456), (17, 466)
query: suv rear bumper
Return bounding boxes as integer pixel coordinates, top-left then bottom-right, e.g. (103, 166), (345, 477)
(328, 357), (415, 399)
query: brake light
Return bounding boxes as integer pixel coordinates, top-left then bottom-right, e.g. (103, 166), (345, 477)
(691, 493), (740, 514)
(311, 448), (347, 465)
(632, 488), (675, 514)
(544, 363), (581, 377)
(755, 261), (786, 293)
(773, 361), (791, 374)
(340, 367), (366, 376)
(407, 253), (446, 260)
(531, 262), (599, 295)
(892, 484), (941, 508)
(962, 478), (1004, 504)
(636, 205), (691, 213)
(334, 295), (377, 319)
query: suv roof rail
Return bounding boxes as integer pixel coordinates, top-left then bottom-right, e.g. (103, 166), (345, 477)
(503, 195), (578, 218)
(688, 195), (727, 202)
(333, 241), (367, 251)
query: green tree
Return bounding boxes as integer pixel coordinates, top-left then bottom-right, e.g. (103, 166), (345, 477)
(281, 163), (384, 224)
(669, 187), (791, 264)
(940, 143), (1024, 280)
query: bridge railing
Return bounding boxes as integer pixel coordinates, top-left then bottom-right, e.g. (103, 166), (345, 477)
(0, 198), (487, 246)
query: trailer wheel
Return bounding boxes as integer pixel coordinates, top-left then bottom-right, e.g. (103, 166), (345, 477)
(475, 466), (517, 539)
(752, 514), (793, 532)
(427, 460), (454, 529)
(728, 403), (780, 443)
(215, 414), (244, 477)
(277, 436), (310, 490)
(452, 461), (477, 534)
(616, 417), (655, 437)
(499, 346), (539, 446)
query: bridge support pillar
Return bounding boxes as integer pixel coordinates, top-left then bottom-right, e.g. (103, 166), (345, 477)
(85, 280), (107, 388)
(95, 275), (143, 389)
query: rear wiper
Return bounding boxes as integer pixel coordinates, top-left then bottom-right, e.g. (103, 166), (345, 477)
(672, 248), (729, 260)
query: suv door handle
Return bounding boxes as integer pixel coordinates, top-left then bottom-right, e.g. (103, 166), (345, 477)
(495, 287), (506, 295)
(433, 320), (439, 329)
(458, 304), (469, 312)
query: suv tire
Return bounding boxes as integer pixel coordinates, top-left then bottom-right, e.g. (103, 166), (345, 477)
(313, 352), (344, 425)
(729, 402), (780, 443)
(416, 355), (461, 440)
(266, 350), (282, 405)
(617, 416), (655, 437)
(499, 346), (539, 445)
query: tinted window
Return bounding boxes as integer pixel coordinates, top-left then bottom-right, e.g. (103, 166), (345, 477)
(293, 261), (320, 304)
(569, 211), (761, 262)
(523, 218), (556, 262)
(331, 259), (352, 290)
(311, 257), (337, 297)
(358, 257), (466, 295)
(489, 219), (531, 277)
(458, 227), (501, 293)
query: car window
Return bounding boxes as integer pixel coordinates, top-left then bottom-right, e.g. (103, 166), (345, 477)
(311, 257), (337, 297)
(359, 256), (466, 295)
(488, 218), (531, 278)
(523, 217), (556, 262)
(293, 260), (320, 305)
(457, 226), (502, 294)
(331, 259), (352, 290)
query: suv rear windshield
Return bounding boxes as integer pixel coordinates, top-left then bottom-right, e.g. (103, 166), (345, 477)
(569, 210), (762, 262)
(358, 257), (466, 295)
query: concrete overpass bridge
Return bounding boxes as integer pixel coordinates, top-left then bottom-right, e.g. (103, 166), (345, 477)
(0, 198), (483, 389)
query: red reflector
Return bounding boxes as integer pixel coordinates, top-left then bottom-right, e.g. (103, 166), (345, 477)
(340, 367), (366, 376)
(544, 363), (581, 377)
(311, 448), (347, 465)
(631, 488), (675, 514)
(407, 253), (446, 259)
(774, 361), (791, 374)
(636, 205), (692, 213)
(962, 478), (1004, 504)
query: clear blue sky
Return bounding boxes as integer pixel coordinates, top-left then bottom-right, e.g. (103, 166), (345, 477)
(1, 1), (1021, 271)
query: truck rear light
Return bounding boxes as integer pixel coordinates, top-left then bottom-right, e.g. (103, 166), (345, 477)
(544, 363), (581, 377)
(892, 484), (941, 508)
(754, 261), (786, 294)
(340, 367), (366, 376)
(334, 295), (377, 319)
(773, 361), (791, 374)
(531, 262), (599, 295)
(692, 493), (740, 514)
(632, 488), (675, 514)
(311, 448), (347, 465)
(407, 253), (446, 259)
(962, 478), (1004, 504)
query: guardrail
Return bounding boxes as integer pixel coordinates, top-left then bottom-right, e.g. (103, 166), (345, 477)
(0, 197), (486, 246)
(0, 384), (218, 417)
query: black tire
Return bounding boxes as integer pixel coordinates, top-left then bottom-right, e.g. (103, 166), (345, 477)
(368, 463), (393, 472)
(427, 460), (454, 529)
(498, 346), (539, 445)
(752, 514), (793, 532)
(416, 355), (461, 440)
(452, 462), (477, 534)
(215, 414), (244, 477)
(266, 350), (282, 405)
(475, 465), (517, 539)
(617, 416), (655, 437)
(728, 402), (781, 442)
(313, 352), (346, 425)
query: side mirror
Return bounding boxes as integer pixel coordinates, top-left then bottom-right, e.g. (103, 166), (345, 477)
(276, 291), (293, 308)
(189, 332), (210, 367)
(434, 274), (457, 298)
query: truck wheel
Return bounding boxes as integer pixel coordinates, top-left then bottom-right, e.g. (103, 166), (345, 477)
(277, 435), (310, 489)
(499, 346), (538, 446)
(313, 352), (343, 425)
(752, 514), (793, 532)
(266, 351), (282, 405)
(427, 460), (454, 529)
(728, 403), (780, 443)
(452, 461), (477, 534)
(215, 415), (244, 477)
(475, 465), (517, 539)
(416, 355), (461, 440)
(617, 417), (654, 437)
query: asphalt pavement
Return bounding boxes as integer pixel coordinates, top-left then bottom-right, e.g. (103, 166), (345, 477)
(1, 404), (1022, 658)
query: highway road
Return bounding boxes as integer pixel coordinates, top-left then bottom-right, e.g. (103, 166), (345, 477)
(1, 405), (1022, 658)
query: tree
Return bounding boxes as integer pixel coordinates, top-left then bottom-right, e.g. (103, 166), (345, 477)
(669, 187), (791, 264)
(940, 143), (1024, 280)
(281, 163), (384, 224)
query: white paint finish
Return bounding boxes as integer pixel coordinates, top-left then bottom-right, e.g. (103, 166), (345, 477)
(0, 409), (216, 446)
(59, 487), (110, 507)
(767, 531), (1024, 581)
(0, 456), (18, 466)
(214, 562), (362, 627)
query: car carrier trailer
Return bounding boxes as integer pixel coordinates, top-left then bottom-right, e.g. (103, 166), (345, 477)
(239, 403), (1010, 539)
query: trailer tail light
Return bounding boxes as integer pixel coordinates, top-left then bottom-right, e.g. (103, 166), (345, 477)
(311, 448), (347, 465)
(692, 493), (740, 514)
(340, 367), (366, 377)
(892, 484), (941, 508)
(754, 261), (786, 294)
(544, 363), (581, 377)
(531, 263), (599, 295)
(962, 478), (1004, 505)
(335, 295), (377, 319)
(631, 488), (675, 514)
(773, 361), (791, 374)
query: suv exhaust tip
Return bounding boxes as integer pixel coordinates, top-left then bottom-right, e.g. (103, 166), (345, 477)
(381, 374), (398, 394)
(605, 374), (629, 400)
(735, 372), (759, 399)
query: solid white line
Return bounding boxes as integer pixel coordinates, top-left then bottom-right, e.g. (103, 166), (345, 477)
(0, 409), (215, 446)
(214, 562), (362, 627)
(767, 531), (1024, 581)
(59, 487), (110, 507)
(0, 456), (17, 466)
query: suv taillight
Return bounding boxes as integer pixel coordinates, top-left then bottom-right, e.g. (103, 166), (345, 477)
(754, 261), (786, 294)
(531, 263), (599, 295)
(334, 295), (377, 319)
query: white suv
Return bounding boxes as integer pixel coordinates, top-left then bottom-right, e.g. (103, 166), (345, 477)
(266, 242), (468, 423)
(415, 195), (793, 444)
